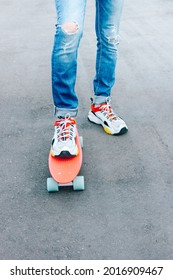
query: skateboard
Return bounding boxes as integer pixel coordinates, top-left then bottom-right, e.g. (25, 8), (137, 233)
(47, 130), (84, 192)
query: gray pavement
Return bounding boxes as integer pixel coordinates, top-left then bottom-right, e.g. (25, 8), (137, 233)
(0, 0), (173, 259)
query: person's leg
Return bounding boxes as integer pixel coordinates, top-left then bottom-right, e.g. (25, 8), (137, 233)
(94, 0), (124, 104)
(88, 0), (128, 135)
(51, 0), (86, 157)
(52, 0), (86, 118)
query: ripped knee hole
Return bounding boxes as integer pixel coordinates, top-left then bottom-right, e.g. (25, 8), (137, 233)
(61, 22), (79, 34)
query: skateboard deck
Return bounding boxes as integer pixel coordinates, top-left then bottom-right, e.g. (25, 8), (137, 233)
(47, 130), (84, 192)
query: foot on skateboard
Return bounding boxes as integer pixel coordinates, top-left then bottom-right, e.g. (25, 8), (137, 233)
(47, 130), (84, 192)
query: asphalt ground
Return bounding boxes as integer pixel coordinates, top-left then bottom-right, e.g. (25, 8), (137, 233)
(0, 0), (173, 259)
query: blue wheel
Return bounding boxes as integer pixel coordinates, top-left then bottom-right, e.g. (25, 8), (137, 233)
(47, 178), (59, 192)
(73, 176), (85, 191)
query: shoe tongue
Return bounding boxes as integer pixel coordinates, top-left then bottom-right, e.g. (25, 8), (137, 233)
(56, 118), (75, 142)
(100, 102), (110, 110)
(54, 117), (74, 126)
(101, 103), (117, 120)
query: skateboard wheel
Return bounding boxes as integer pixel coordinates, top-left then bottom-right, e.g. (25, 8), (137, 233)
(79, 136), (83, 148)
(47, 178), (59, 192)
(73, 176), (85, 191)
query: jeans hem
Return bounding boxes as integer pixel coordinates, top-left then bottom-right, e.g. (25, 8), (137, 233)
(54, 106), (78, 118)
(93, 95), (110, 105)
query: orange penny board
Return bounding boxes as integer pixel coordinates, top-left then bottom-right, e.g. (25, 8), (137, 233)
(48, 130), (82, 184)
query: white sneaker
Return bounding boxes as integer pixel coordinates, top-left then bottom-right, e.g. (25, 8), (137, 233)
(51, 116), (78, 157)
(88, 97), (128, 135)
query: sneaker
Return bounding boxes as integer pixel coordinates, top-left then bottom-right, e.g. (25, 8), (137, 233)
(51, 115), (78, 157)
(88, 97), (128, 135)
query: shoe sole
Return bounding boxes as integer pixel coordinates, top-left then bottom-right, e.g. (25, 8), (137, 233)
(51, 147), (79, 158)
(88, 111), (128, 136)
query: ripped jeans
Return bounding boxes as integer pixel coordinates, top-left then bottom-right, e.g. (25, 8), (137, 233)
(52, 0), (124, 117)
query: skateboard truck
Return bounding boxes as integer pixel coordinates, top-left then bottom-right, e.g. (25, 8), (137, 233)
(47, 176), (85, 192)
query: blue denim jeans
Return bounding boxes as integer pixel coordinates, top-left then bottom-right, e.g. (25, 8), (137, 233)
(52, 0), (124, 117)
